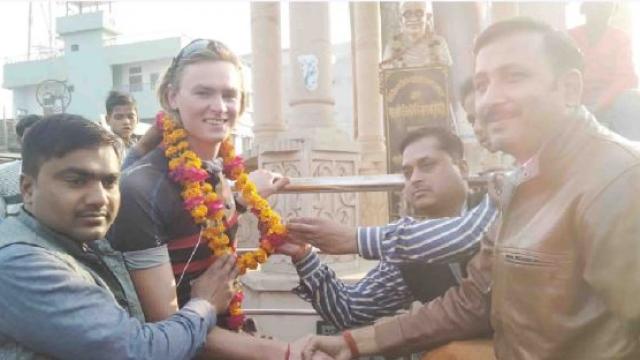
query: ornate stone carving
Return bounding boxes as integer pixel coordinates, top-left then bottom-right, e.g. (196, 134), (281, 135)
(310, 159), (357, 225)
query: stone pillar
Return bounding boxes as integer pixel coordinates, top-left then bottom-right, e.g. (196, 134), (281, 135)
(351, 2), (388, 226)
(433, 2), (481, 98)
(288, 2), (335, 129)
(380, 2), (401, 58)
(432, 2), (483, 164)
(242, 2), (365, 340)
(250, 2), (285, 143)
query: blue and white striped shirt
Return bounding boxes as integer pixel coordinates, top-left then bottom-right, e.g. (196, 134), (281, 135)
(293, 195), (498, 329)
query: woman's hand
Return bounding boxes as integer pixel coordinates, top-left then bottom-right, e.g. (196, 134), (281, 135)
(248, 169), (290, 199)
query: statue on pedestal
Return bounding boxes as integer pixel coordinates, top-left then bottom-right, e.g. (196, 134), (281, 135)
(380, 1), (452, 69)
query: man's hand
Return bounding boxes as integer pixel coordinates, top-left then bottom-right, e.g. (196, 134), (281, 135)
(248, 169), (290, 199)
(487, 171), (507, 206)
(286, 217), (357, 255)
(302, 335), (351, 360)
(275, 241), (312, 263)
(288, 335), (335, 360)
(190, 254), (239, 313)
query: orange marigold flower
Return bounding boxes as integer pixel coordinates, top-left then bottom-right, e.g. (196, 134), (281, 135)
(240, 253), (258, 270)
(177, 141), (189, 151)
(254, 248), (268, 263)
(168, 158), (182, 171)
(165, 146), (180, 158)
(171, 128), (187, 140)
(191, 204), (208, 219)
(202, 183), (214, 193)
(272, 223), (286, 234)
(202, 226), (223, 237)
(207, 242), (219, 253)
(181, 150), (198, 161)
(182, 187), (201, 199)
(212, 210), (225, 221)
(229, 305), (243, 316)
(212, 235), (230, 247)
(236, 173), (249, 187)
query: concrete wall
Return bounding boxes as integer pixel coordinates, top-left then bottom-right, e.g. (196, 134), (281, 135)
(11, 86), (41, 116)
(3, 58), (66, 89)
(61, 30), (112, 121)
(111, 59), (171, 120)
(105, 37), (182, 65)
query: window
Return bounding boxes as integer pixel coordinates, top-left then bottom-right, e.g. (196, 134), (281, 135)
(129, 66), (143, 92)
(129, 75), (143, 92)
(150, 73), (159, 90)
(71, 44), (79, 51)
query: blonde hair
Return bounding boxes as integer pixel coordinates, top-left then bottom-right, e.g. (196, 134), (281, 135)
(157, 40), (246, 120)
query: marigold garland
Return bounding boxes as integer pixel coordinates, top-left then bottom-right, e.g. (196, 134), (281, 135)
(156, 111), (288, 331)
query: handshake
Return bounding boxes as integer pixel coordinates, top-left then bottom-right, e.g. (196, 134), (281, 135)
(276, 218), (365, 360)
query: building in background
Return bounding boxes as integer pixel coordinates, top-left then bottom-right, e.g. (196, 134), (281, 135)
(2, 3), (357, 155)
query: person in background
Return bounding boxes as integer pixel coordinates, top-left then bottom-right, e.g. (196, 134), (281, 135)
(105, 90), (141, 151)
(460, 78), (493, 152)
(0, 114), (43, 218)
(568, 2), (640, 139)
(282, 127), (497, 332)
(459, 77), (514, 179)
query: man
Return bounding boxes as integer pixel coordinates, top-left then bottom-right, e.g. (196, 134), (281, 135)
(0, 114), (238, 359)
(569, 2), (640, 139)
(460, 78), (492, 152)
(285, 127), (497, 329)
(302, 18), (640, 359)
(0, 114), (42, 218)
(105, 90), (141, 151)
(460, 78), (513, 176)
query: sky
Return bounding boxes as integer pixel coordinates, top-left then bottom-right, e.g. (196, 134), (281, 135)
(0, 1), (352, 116)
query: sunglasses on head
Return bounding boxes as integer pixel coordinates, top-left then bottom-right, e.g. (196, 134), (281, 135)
(171, 39), (227, 68)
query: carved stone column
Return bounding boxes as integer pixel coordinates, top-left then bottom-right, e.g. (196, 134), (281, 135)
(289, 2), (335, 129)
(241, 3), (365, 341)
(433, 2), (481, 99)
(351, 2), (388, 226)
(250, 2), (285, 143)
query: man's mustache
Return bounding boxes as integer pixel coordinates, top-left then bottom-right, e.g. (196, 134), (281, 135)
(479, 104), (522, 124)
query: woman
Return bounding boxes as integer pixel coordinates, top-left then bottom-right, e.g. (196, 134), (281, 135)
(109, 39), (295, 359)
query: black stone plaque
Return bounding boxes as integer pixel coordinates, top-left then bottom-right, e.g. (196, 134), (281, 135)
(381, 66), (453, 219)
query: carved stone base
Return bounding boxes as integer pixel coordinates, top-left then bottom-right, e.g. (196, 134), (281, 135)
(238, 128), (361, 253)
(236, 129), (382, 338)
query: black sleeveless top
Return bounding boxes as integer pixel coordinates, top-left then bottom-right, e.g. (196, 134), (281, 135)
(398, 191), (485, 303)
